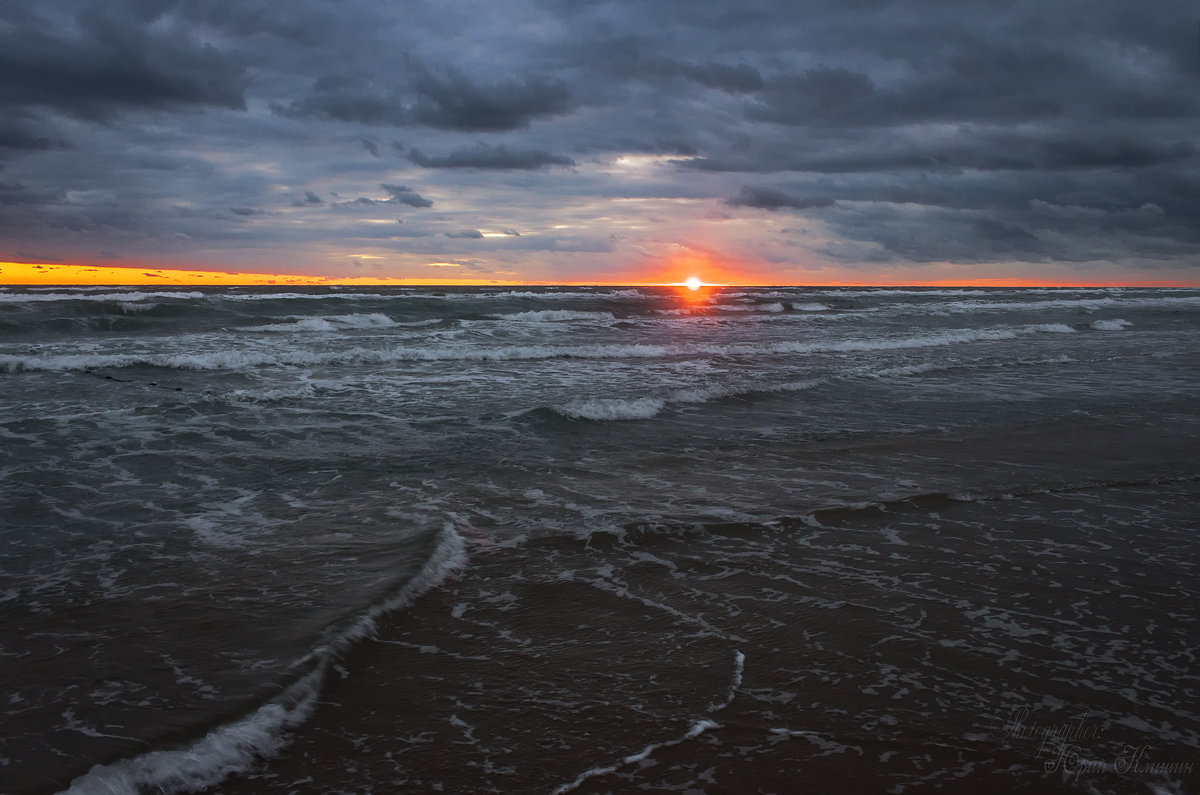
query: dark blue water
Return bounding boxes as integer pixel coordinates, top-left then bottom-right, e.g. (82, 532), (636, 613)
(2, 286), (1197, 793)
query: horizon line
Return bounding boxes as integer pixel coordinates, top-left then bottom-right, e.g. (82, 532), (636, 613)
(1, 261), (1196, 289)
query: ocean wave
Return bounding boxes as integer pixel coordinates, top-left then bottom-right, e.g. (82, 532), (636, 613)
(63, 522), (466, 795)
(0, 291), (205, 303)
(0, 323), (1096, 374)
(1090, 318), (1132, 331)
(657, 301), (829, 317)
(859, 354), (1074, 380)
(555, 397), (666, 420)
(495, 310), (617, 322)
(904, 295), (1200, 317)
(551, 378), (826, 421)
(247, 313), (397, 332)
(490, 289), (645, 300)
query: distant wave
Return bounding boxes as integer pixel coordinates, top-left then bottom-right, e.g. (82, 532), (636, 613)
(1089, 318), (1132, 330)
(247, 313), (398, 332)
(219, 292), (405, 302)
(895, 295), (1200, 317)
(552, 377), (827, 421)
(0, 291), (205, 303)
(656, 301), (829, 316)
(0, 322), (1087, 374)
(494, 310), (617, 322)
(549, 346), (1091, 422)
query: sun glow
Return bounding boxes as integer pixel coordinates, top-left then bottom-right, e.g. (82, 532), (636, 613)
(684, 276), (703, 291)
(0, 262), (523, 286)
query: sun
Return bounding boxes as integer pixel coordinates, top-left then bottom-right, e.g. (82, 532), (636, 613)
(684, 276), (703, 291)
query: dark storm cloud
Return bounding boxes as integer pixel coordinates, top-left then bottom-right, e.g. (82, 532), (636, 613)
(0, 182), (63, 206)
(280, 69), (573, 132)
(335, 185), (434, 210)
(0, 9), (246, 121)
(410, 71), (573, 131)
(727, 187), (836, 211)
(0, 122), (69, 152)
(674, 62), (765, 94)
(972, 218), (1038, 250)
(408, 143), (576, 170)
(749, 66), (876, 126)
(381, 184), (433, 208)
(3, 0), (1198, 275)
(685, 128), (1200, 175)
(291, 191), (324, 207)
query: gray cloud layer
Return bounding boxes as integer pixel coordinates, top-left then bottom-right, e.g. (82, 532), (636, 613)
(1, 0), (1197, 278)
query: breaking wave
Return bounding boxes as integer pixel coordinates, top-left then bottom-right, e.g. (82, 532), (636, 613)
(0, 323), (1087, 374)
(63, 523), (466, 795)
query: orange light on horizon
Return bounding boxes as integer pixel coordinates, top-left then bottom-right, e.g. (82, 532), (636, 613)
(1, 261), (1196, 289)
(0, 262), (527, 287)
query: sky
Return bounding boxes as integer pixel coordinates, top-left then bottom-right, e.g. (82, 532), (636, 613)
(1, 0), (1198, 286)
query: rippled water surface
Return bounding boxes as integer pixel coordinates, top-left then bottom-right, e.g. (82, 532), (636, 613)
(2, 285), (1197, 793)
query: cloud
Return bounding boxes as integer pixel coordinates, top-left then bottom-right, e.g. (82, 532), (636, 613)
(1, 0), (1197, 277)
(408, 143), (575, 170)
(291, 191), (324, 207)
(0, 121), (68, 152)
(279, 67), (573, 131)
(444, 229), (484, 238)
(409, 70), (573, 131)
(675, 62), (765, 94)
(336, 185), (434, 209)
(750, 66), (875, 125)
(727, 186), (836, 211)
(380, 184), (433, 208)
(0, 10), (246, 121)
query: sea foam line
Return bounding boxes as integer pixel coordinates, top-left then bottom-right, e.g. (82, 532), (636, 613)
(552, 649), (743, 795)
(552, 378), (826, 421)
(0, 291), (206, 303)
(492, 309), (617, 322)
(62, 523), (467, 795)
(2, 323), (1082, 374)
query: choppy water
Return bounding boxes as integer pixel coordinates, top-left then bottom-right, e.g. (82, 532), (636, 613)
(1, 285), (1197, 793)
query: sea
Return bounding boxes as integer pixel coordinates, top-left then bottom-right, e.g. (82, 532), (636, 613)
(1, 284), (1197, 794)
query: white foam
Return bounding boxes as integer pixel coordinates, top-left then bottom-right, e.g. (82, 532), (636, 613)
(708, 650), (745, 712)
(64, 669), (323, 795)
(248, 313), (397, 332)
(555, 397), (665, 420)
(896, 295), (1200, 317)
(553, 719), (722, 794)
(768, 728), (863, 756)
(63, 523), (467, 795)
(491, 290), (624, 300)
(552, 376), (825, 422)
(0, 323), (1097, 373)
(495, 310), (616, 322)
(1090, 318), (1132, 331)
(0, 291), (204, 303)
(219, 292), (400, 301)
(118, 302), (159, 314)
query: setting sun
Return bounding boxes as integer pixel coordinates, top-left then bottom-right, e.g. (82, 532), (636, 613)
(684, 276), (702, 291)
